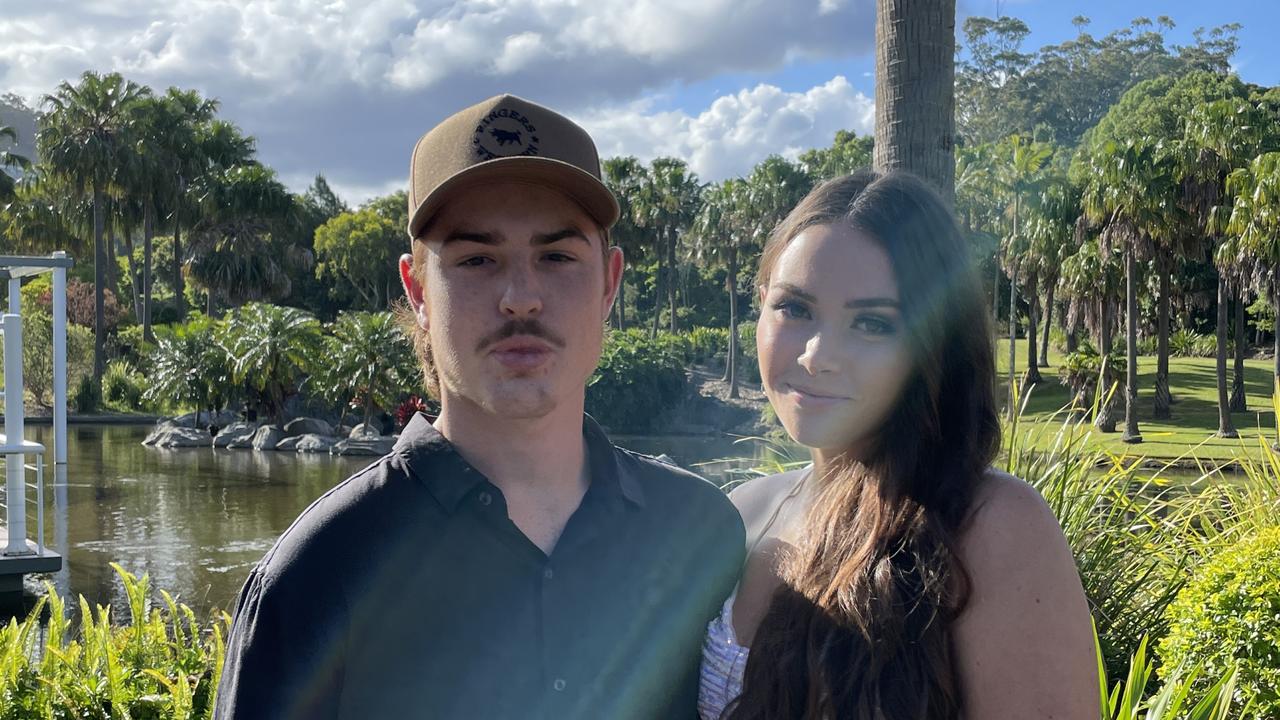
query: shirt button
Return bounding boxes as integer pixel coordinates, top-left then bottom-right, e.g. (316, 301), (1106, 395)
(477, 491), (492, 506)
(553, 678), (567, 692)
(543, 567), (554, 580)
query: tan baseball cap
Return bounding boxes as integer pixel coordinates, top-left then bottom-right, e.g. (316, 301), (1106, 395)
(407, 94), (620, 239)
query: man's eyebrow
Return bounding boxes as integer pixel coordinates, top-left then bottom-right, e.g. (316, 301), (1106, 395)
(442, 230), (500, 245)
(533, 228), (591, 246)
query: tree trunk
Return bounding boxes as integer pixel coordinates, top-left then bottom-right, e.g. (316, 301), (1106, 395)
(1154, 261), (1171, 420)
(873, 0), (957, 202)
(1230, 291), (1247, 412)
(1216, 277), (1238, 437)
(174, 178), (187, 320)
(992, 259), (1000, 324)
(1039, 283), (1054, 367)
(1122, 247), (1142, 443)
(1096, 295), (1118, 432)
(1007, 263), (1017, 420)
(1066, 310), (1079, 354)
(727, 249), (739, 399)
(124, 230), (143, 323)
(92, 185), (107, 382)
(106, 222), (121, 302)
(1025, 271), (1042, 384)
(667, 230), (678, 334)
(143, 200), (155, 341)
(617, 275), (626, 331)
(650, 231), (664, 339)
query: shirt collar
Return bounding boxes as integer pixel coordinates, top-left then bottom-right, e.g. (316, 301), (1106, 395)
(393, 412), (646, 514)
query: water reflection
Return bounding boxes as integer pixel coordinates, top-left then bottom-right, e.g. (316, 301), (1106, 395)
(20, 424), (767, 618)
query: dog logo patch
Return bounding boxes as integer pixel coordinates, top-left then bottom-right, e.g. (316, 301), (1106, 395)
(473, 108), (540, 160)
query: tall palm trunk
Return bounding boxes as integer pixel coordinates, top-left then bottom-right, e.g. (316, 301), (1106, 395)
(873, 0), (957, 201)
(1025, 271), (1042, 384)
(650, 231), (664, 339)
(1153, 260), (1171, 419)
(1122, 246), (1142, 443)
(143, 200), (155, 341)
(1216, 277), (1238, 437)
(1230, 291), (1247, 412)
(1096, 292), (1118, 432)
(667, 229), (678, 334)
(124, 230), (143, 323)
(1007, 263), (1017, 420)
(726, 247), (740, 399)
(92, 184), (107, 381)
(173, 177), (187, 320)
(1038, 283), (1054, 367)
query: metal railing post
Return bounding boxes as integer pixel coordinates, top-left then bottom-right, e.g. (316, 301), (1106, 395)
(3, 313), (30, 556)
(52, 252), (68, 466)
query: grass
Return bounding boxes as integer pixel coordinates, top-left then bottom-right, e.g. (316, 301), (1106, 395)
(995, 337), (1279, 463)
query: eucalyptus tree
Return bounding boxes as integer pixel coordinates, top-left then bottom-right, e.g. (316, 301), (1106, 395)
(1183, 98), (1267, 436)
(602, 156), (650, 330)
(39, 71), (150, 380)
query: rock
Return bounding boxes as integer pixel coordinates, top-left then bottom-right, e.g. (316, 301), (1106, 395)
(169, 410), (236, 428)
(251, 425), (286, 451)
(294, 434), (339, 453)
(213, 422), (258, 448)
(332, 436), (396, 456)
(274, 435), (301, 451)
(144, 425), (210, 448)
(283, 417), (335, 437)
(349, 423), (380, 439)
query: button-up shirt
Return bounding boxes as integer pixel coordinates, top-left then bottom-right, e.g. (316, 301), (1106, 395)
(214, 413), (745, 720)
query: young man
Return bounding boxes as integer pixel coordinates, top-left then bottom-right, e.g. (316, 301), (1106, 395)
(214, 94), (745, 720)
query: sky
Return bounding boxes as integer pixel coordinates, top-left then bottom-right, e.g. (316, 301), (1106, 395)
(1, 0), (1276, 205)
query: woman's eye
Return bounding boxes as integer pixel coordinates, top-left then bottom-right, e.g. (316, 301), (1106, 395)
(854, 316), (896, 335)
(772, 301), (810, 320)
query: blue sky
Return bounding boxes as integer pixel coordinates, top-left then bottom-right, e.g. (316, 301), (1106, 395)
(0, 1), (1275, 204)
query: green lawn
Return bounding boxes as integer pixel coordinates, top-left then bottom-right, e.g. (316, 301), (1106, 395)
(995, 338), (1279, 463)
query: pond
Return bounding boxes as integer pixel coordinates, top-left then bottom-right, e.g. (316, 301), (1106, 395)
(11, 423), (781, 619)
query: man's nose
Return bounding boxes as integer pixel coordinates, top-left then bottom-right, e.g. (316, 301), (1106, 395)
(499, 265), (543, 317)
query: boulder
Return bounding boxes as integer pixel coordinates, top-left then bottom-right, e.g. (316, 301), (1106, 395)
(169, 410), (236, 429)
(143, 425), (211, 448)
(295, 434), (340, 453)
(349, 423), (380, 439)
(332, 436), (396, 456)
(274, 435), (302, 451)
(213, 422), (258, 448)
(282, 417), (335, 437)
(251, 425), (286, 451)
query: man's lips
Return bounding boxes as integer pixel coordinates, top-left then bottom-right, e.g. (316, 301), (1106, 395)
(488, 336), (554, 370)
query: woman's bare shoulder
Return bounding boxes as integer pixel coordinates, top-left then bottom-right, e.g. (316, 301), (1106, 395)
(726, 468), (809, 528)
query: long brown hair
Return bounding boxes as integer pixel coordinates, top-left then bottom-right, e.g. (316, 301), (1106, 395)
(728, 170), (1000, 720)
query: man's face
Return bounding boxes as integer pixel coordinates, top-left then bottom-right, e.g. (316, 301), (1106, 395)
(401, 180), (623, 420)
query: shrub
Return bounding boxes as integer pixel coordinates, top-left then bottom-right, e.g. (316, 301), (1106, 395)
(73, 373), (101, 412)
(103, 358), (147, 411)
(736, 320), (760, 383)
(19, 308), (95, 411)
(1169, 328), (1216, 358)
(0, 565), (229, 719)
(586, 329), (688, 433)
(1157, 527), (1280, 716)
(687, 326), (729, 364)
(62, 278), (126, 329)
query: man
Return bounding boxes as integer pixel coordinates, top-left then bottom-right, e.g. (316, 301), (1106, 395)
(214, 94), (745, 719)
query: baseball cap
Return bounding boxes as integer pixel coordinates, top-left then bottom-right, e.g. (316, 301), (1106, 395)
(406, 94), (621, 239)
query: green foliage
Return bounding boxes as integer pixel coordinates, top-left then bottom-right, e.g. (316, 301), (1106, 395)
(687, 326), (729, 364)
(220, 303), (321, 425)
(1158, 528), (1280, 715)
(103, 358), (147, 411)
(316, 311), (417, 426)
(1168, 329), (1217, 358)
(1101, 635), (1244, 720)
(313, 207), (402, 311)
(144, 314), (234, 421)
(19, 308), (95, 410)
(737, 320), (760, 383)
(0, 565), (229, 720)
(1247, 296), (1275, 334)
(586, 329), (688, 432)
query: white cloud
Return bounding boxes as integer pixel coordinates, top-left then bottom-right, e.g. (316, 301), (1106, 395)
(581, 76), (875, 182)
(0, 0), (875, 198)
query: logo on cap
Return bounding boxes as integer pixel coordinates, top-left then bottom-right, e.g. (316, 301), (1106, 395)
(473, 108), (541, 161)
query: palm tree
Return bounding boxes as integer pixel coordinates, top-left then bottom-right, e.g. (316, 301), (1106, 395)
(144, 314), (234, 426)
(637, 158), (702, 336)
(39, 71), (150, 380)
(160, 88), (221, 320)
(0, 124), (32, 201)
(187, 164), (297, 311)
(1060, 238), (1124, 429)
(320, 312), (414, 428)
(1081, 139), (1177, 443)
(1024, 177), (1077, 370)
(222, 302), (321, 426)
(1183, 99), (1267, 438)
(602, 157), (651, 331)
(1223, 151), (1280, 392)
(691, 179), (752, 397)
(994, 135), (1052, 415)
(874, 0), (956, 200)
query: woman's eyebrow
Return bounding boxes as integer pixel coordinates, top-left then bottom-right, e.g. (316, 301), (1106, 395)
(846, 297), (900, 309)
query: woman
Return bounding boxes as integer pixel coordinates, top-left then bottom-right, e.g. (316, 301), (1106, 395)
(699, 170), (1097, 719)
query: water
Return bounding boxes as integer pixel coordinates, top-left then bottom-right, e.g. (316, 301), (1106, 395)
(11, 423), (771, 618)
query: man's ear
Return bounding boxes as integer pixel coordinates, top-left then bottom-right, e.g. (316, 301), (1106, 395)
(758, 283), (768, 306)
(399, 254), (428, 330)
(602, 246), (624, 316)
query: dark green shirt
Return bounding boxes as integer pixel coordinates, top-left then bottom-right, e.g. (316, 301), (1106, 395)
(215, 413), (744, 720)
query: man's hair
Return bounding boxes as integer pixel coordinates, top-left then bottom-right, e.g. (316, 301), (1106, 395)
(395, 222), (612, 399)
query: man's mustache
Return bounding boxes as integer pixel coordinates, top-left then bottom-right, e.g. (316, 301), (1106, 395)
(477, 319), (567, 352)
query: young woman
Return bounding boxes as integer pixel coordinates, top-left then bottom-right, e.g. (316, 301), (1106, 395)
(699, 170), (1097, 720)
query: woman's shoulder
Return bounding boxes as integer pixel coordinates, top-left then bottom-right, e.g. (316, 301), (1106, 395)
(963, 467), (1057, 537)
(726, 467), (809, 528)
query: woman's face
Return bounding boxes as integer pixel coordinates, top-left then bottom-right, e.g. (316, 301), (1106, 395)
(757, 223), (913, 458)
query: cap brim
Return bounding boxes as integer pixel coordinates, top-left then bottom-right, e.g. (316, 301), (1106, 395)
(408, 157), (621, 239)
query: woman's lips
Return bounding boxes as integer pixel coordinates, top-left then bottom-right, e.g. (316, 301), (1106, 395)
(786, 384), (851, 408)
